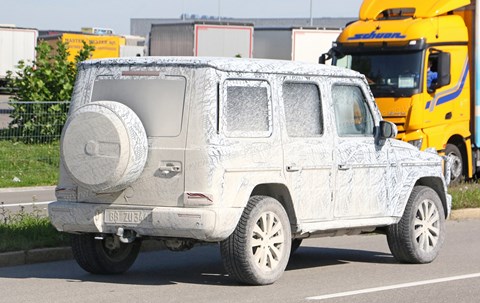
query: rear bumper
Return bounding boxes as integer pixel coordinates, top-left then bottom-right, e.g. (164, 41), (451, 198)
(48, 201), (243, 242)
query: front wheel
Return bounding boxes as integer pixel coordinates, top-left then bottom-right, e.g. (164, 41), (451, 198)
(386, 186), (445, 264)
(71, 234), (141, 274)
(220, 196), (291, 285)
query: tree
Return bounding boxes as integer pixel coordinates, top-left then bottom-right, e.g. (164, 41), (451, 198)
(5, 40), (94, 143)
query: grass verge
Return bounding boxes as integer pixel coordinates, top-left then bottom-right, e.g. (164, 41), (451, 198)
(449, 182), (480, 210)
(0, 211), (69, 253)
(0, 140), (59, 187)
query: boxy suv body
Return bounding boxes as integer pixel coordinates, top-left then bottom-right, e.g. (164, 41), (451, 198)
(49, 57), (451, 285)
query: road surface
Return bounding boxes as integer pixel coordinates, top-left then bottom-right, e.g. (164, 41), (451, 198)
(0, 186), (55, 216)
(0, 219), (478, 303)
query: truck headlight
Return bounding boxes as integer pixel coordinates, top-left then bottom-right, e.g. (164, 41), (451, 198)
(408, 139), (423, 149)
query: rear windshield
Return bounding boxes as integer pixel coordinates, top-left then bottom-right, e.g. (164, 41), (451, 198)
(91, 76), (186, 137)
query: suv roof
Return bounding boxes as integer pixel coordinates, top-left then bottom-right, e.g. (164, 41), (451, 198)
(80, 56), (363, 78)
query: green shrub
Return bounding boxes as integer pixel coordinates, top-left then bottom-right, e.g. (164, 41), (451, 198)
(5, 40), (94, 143)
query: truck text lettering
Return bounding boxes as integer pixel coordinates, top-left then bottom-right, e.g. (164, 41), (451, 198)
(348, 31), (406, 40)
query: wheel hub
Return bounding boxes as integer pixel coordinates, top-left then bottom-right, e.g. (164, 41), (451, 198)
(251, 212), (285, 271)
(414, 199), (440, 253)
(447, 152), (462, 180)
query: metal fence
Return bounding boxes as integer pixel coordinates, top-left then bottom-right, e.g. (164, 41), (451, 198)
(0, 101), (68, 187)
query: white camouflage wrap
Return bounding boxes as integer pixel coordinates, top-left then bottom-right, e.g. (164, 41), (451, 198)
(50, 57), (450, 241)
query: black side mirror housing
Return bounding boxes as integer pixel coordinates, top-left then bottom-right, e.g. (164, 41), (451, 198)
(319, 54), (327, 64)
(375, 120), (398, 146)
(436, 52), (451, 88)
(375, 120), (397, 145)
(380, 120), (398, 139)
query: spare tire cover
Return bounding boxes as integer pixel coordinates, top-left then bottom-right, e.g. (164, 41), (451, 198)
(61, 101), (148, 193)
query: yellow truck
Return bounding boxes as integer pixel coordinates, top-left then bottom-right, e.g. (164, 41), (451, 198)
(43, 33), (126, 62)
(321, 0), (477, 183)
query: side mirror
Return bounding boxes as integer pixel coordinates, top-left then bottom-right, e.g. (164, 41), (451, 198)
(319, 53), (327, 64)
(377, 120), (397, 139)
(436, 52), (451, 88)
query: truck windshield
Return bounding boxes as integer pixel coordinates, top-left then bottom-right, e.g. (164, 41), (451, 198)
(335, 51), (423, 98)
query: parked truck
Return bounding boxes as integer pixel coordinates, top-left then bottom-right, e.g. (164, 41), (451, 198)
(0, 26), (37, 88)
(321, 0), (478, 183)
(148, 21), (253, 58)
(41, 33), (128, 62)
(255, 27), (341, 63)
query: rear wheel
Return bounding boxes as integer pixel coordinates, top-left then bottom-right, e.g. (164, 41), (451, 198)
(71, 234), (141, 274)
(220, 196), (291, 285)
(386, 186), (445, 264)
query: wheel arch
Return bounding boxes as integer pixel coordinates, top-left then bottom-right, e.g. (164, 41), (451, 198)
(414, 177), (448, 218)
(251, 183), (298, 228)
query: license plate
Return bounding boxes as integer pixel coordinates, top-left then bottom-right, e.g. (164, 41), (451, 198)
(104, 209), (149, 224)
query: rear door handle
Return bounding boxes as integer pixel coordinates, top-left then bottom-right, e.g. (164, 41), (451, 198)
(338, 164), (352, 171)
(286, 165), (301, 172)
(159, 163), (182, 174)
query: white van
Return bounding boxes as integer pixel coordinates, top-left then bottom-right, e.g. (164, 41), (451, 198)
(49, 57), (451, 285)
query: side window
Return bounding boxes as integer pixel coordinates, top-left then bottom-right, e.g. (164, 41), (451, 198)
(223, 80), (272, 137)
(332, 85), (374, 136)
(283, 82), (323, 137)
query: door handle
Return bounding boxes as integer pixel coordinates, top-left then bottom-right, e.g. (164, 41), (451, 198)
(159, 164), (182, 174)
(338, 164), (352, 171)
(286, 165), (301, 172)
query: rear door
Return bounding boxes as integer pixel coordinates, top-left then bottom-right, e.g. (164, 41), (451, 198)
(281, 78), (334, 222)
(90, 68), (190, 206)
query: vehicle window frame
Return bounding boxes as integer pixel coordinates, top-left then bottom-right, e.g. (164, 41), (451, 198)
(221, 79), (273, 138)
(282, 81), (324, 138)
(90, 74), (187, 137)
(331, 83), (376, 137)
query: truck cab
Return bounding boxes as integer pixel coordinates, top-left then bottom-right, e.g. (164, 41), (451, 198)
(324, 0), (475, 183)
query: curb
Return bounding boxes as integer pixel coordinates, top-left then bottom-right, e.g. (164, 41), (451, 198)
(0, 247), (72, 268)
(0, 239), (167, 268)
(0, 209), (479, 269)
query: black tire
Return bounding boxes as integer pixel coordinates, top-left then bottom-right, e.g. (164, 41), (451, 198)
(71, 234), (141, 274)
(445, 143), (463, 184)
(220, 196), (291, 285)
(386, 186), (445, 264)
(291, 239), (303, 255)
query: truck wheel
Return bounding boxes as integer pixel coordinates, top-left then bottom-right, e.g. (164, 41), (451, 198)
(386, 186), (445, 264)
(446, 143), (463, 184)
(71, 234), (141, 274)
(220, 196), (291, 285)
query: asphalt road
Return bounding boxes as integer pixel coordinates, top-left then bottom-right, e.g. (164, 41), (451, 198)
(0, 219), (478, 303)
(0, 186), (55, 216)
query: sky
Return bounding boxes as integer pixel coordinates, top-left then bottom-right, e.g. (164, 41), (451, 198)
(0, 0), (363, 35)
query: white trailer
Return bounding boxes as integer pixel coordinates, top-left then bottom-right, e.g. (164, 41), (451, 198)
(149, 22), (253, 58)
(254, 27), (341, 63)
(0, 26), (37, 85)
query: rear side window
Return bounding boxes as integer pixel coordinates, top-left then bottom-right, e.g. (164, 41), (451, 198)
(332, 85), (374, 136)
(283, 82), (323, 137)
(223, 80), (272, 137)
(91, 76), (186, 137)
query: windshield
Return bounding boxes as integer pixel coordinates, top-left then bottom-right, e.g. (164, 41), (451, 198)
(336, 51), (423, 97)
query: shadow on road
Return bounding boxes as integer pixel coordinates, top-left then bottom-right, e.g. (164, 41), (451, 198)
(0, 244), (396, 286)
